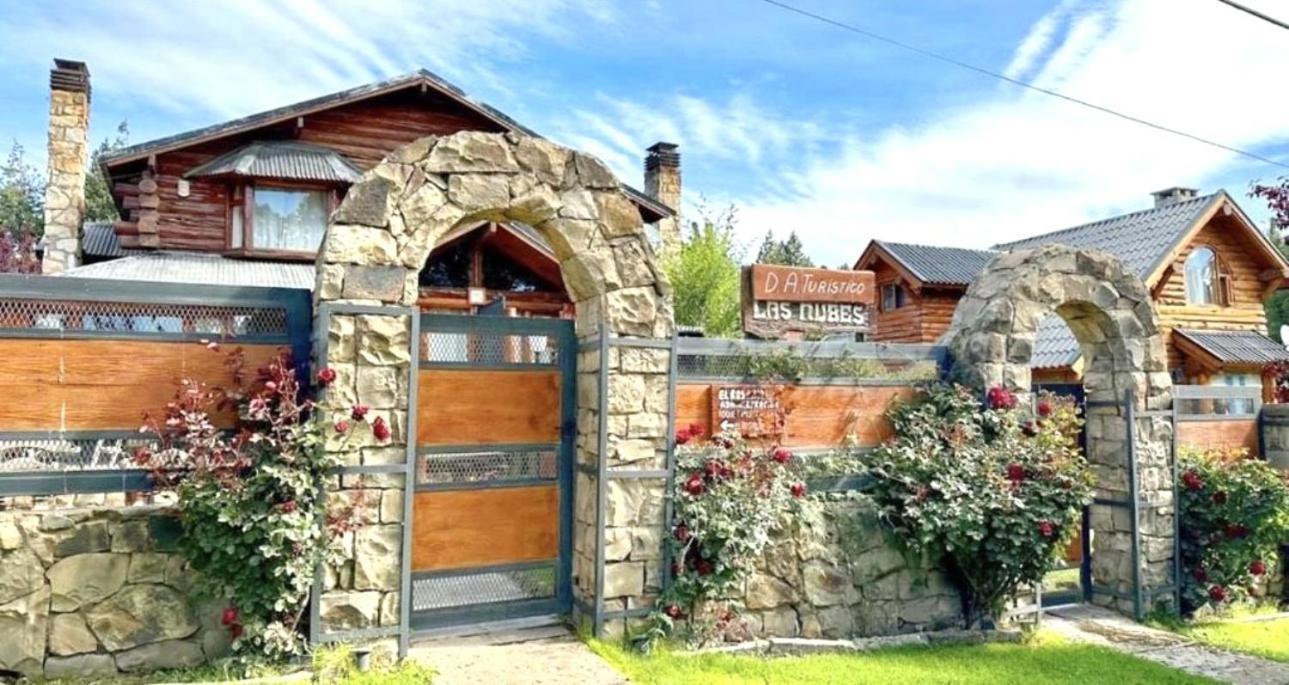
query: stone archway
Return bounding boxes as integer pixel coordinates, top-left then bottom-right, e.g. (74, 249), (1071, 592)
(946, 244), (1176, 616)
(311, 132), (674, 647)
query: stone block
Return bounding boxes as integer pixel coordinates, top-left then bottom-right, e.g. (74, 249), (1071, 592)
(342, 265), (407, 302)
(86, 583), (199, 651)
(115, 638), (204, 673)
(353, 524), (402, 591)
(48, 553), (129, 612)
(49, 612), (98, 656)
(0, 586), (49, 676)
(323, 224), (398, 265)
(320, 591), (382, 631)
(0, 546), (45, 606)
(603, 561), (644, 598)
(46, 653), (118, 679)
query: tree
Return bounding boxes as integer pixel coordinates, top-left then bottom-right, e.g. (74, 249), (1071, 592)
(0, 141), (44, 234)
(663, 206), (745, 337)
(85, 121), (128, 222)
(754, 229), (813, 267)
(1253, 180), (1289, 341)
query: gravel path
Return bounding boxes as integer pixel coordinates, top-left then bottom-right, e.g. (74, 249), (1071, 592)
(1045, 605), (1289, 685)
(408, 622), (627, 685)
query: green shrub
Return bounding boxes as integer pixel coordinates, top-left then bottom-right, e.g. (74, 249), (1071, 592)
(865, 384), (1093, 626)
(1178, 446), (1289, 614)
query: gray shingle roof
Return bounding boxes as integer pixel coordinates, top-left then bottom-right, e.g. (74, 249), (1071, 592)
(185, 141), (362, 183)
(99, 69), (673, 221)
(80, 222), (123, 258)
(1174, 329), (1289, 365)
(1032, 315), (1081, 370)
(57, 253), (313, 290)
(875, 241), (998, 286)
(993, 193), (1221, 281)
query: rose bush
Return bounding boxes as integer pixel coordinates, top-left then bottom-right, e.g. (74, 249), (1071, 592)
(1177, 445), (1289, 614)
(642, 427), (803, 646)
(138, 347), (352, 658)
(865, 384), (1092, 627)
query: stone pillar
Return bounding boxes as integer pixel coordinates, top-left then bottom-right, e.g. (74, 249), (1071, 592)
(42, 59), (91, 274)
(643, 142), (681, 253)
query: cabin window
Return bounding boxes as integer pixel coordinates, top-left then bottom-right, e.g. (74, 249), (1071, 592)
(881, 283), (907, 311)
(251, 188), (328, 251)
(1184, 247), (1220, 306)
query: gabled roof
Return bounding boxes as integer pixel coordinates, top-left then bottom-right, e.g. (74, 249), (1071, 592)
(993, 193), (1222, 282)
(857, 240), (997, 287)
(185, 141), (362, 184)
(99, 69), (673, 220)
(1174, 329), (1289, 366)
(58, 252), (315, 290)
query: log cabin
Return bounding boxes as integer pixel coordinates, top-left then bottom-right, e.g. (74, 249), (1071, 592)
(38, 60), (681, 320)
(854, 188), (1289, 399)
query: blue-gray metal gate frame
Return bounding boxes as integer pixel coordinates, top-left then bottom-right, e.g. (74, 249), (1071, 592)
(408, 313), (576, 634)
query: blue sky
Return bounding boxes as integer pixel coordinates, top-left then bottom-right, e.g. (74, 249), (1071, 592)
(1, 0), (1287, 264)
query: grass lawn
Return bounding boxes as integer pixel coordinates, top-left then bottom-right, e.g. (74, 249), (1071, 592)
(1173, 615), (1289, 663)
(591, 632), (1215, 685)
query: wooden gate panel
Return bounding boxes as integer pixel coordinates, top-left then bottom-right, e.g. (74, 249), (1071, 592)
(416, 369), (562, 445)
(411, 485), (559, 571)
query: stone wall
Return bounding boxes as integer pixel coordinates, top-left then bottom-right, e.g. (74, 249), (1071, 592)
(0, 505), (227, 679)
(42, 60), (91, 274)
(733, 498), (960, 639)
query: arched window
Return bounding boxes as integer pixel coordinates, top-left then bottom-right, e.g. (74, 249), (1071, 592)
(1184, 247), (1218, 305)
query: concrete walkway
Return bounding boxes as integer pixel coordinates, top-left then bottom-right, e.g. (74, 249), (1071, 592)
(1045, 605), (1289, 685)
(408, 619), (627, 685)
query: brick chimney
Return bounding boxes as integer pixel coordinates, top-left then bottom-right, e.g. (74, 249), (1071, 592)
(42, 59), (91, 274)
(1151, 187), (1197, 209)
(644, 142), (681, 249)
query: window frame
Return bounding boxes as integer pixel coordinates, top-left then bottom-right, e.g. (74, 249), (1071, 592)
(881, 282), (908, 312)
(225, 179), (340, 260)
(1182, 245), (1228, 307)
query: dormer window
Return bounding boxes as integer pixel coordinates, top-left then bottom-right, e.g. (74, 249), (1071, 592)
(1184, 246), (1229, 306)
(185, 141), (360, 258)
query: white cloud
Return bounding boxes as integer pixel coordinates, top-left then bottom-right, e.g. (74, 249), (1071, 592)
(715, 0), (1289, 264)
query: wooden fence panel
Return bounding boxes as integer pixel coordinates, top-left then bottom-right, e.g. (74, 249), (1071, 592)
(1176, 418), (1259, 455)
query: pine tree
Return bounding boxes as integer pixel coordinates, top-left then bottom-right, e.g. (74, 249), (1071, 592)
(85, 121), (129, 223)
(755, 229), (813, 267)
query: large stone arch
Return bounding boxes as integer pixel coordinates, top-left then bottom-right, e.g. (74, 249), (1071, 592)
(947, 244), (1176, 616)
(311, 132), (674, 646)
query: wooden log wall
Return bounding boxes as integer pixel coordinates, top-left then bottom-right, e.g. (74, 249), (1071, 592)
(1175, 418), (1260, 456)
(0, 339), (282, 431)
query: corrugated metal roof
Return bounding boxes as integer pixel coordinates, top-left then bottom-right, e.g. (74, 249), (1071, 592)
(994, 193), (1220, 281)
(875, 241), (998, 286)
(1175, 329), (1289, 365)
(185, 141), (362, 183)
(57, 253), (313, 290)
(1032, 315), (1081, 369)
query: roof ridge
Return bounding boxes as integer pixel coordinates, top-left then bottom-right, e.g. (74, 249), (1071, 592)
(993, 192), (1220, 249)
(878, 239), (998, 253)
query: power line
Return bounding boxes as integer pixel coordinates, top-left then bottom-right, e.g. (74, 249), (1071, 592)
(1214, 0), (1289, 31)
(756, 0), (1289, 172)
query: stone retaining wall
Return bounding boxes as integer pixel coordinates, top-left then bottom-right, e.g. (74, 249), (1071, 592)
(732, 498), (961, 638)
(0, 505), (227, 679)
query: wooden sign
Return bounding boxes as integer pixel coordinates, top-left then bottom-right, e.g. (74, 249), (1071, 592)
(742, 265), (876, 338)
(711, 384), (786, 438)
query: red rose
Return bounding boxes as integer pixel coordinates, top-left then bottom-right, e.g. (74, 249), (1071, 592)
(1208, 585), (1228, 603)
(664, 604), (683, 619)
(1038, 520), (1055, 538)
(1250, 559), (1267, 576)
(790, 482), (807, 498)
(696, 560), (715, 576)
(1192, 567), (1208, 583)
(1182, 470), (1204, 492)
(705, 459), (726, 479)
(684, 473), (705, 496)
(674, 524), (690, 542)
(279, 500), (297, 514)
(1224, 524), (1249, 540)
(351, 404), (370, 421)
(772, 447), (793, 465)
(687, 423), (703, 437)
(986, 386), (1016, 410)
(221, 607), (238, 626)
(1212, 491), (1227, 505)
(675, 428), (692, 446)
(1036, 400), (1053, 418)
(334, 420), (350, 434)
(372, 416), (392, 442)
(229, 622), (244, 640)
(1006, 463), (1026, 483)
(316, 367), (337, 385)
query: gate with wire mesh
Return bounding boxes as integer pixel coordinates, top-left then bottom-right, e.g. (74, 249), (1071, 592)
(408, 313), (575, 631)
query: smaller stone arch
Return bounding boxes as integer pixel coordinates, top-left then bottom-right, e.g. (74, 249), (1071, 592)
(946, 244), (1176, 616)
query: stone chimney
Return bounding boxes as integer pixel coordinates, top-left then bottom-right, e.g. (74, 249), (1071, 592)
(644, 142), (681, 249)
(1151, 187), (1198, 209)
(42, 59), (91, 274)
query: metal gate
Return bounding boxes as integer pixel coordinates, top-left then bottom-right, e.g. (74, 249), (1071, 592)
(409, 314), (575, 631)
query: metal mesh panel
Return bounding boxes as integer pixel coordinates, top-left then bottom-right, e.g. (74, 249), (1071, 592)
(678, 352), (938, 381)
(412, 563), (556, 611)
(0, 437), (154, 472)
(418, 449), (557, 485)
(420, 331), (560, 365)
(0, 298), (288, 338)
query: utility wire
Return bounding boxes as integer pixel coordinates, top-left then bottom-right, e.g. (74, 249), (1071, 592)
(757, 0), (1289, 172)
(1214, 0), (1289, 31)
